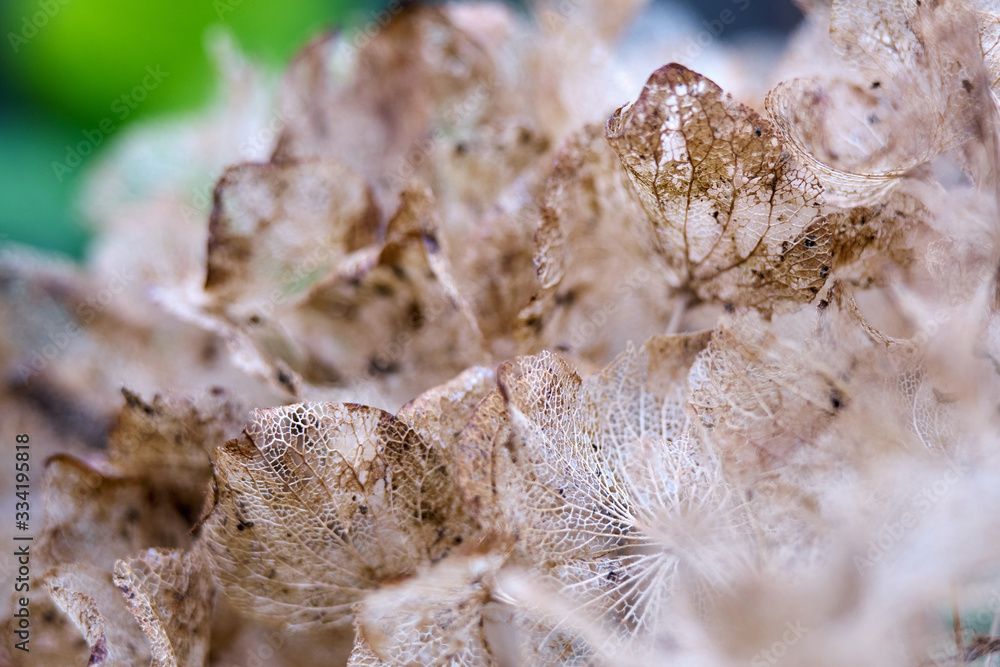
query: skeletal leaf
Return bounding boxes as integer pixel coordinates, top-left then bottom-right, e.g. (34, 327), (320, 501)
(113, 548), (214, 667)
(454, 387), (512, 530)
(824, 0), (999, 185)
(45, 564), (151, 666)
(348, 553), (503, 666)
(396, 365), (497, 459)
(606, 63), (845, 309)
(687, 311), (851, 466)
(458, 333), (731, 658)
(976, 1), (1000, 95)
(201, 399), (475, 630)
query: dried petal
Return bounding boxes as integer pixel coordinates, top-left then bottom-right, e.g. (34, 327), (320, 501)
(516, 124), (675, 363)
(45, 563), (151, 666)
(201, 400), (475, 629)
(349, 553), (503, 666)
(113, 548), (214, 667)
(606, 64), (835, 309)
(205, 159), (378, 306)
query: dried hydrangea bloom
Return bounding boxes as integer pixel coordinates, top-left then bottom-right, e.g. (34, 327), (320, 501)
(10, 0), (1000, 665)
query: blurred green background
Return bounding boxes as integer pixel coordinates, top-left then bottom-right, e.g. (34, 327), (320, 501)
(0, 0), (383, 259)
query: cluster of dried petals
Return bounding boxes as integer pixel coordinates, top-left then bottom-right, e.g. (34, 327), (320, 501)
(5, 0), (1000, 665)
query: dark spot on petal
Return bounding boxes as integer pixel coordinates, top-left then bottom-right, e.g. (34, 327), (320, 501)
(554, 290), (576, 306)
(421, 231), (440, 253)
(830, 388), (844, 410)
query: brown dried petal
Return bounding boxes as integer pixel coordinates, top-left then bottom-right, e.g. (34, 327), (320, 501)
(204, 159), (379, 306)
(606, 63), (832, 309)
(201, 401), (474, 629)
(108, 387), (245, 505)
(515, 124), (674, 364)
(113, 548), (214, 667)
(45, 563), (151, 666)
(349, 553), (503, 666)
(301, 188), (487, 405)
(36, 455), (193, 573)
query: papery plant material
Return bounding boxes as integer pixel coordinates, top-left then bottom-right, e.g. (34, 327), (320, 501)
(395, 365), (496, 456)
(19, 454), (194, 667)
(455, 334), (739, 661)
(300, 186), (489, 403)
(34, 456), (193, 574)
(606, 63), (925, 310)
(10, 0), (1000, 665)
(44, 564), (151, 666)
(606, 63), (831, 309)
(515, 124), (677, 364)
(204, 159), (379, 306)
(201, 398), (478, 630)
(347, 553), (504, 666)
(112, 548), (214, 667)
(108, 387), (244, 508)
(4, 382), (241, 667)
(274, 5), (508, 207)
